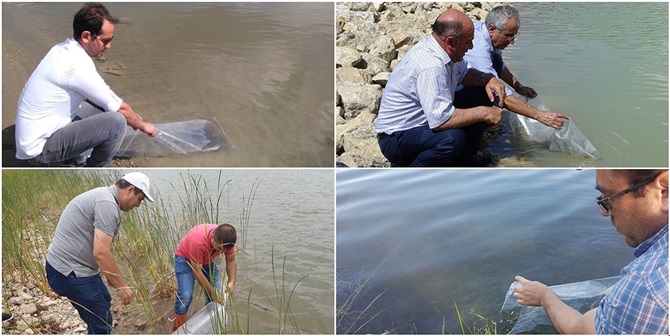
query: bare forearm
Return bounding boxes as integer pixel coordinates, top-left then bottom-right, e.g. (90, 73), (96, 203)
(95, 253), (127, 289)
(226, 259), (237, 289)
(499, 66), (517, 88)
(188, 261), (218, 297)
(433, 107), (492, 131)
(461, 68), (493, 87)
(504, 95), (540, 119)
(117, 101), (144, 130)
(542, 291), (596, 334)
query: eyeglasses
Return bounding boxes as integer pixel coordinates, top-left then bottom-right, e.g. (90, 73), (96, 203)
(496, 29), (518, 42)
(596, 178), (656, 213)
(93, 34), (113, 46)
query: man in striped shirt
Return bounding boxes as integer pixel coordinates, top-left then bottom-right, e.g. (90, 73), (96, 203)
(376, 9), (506, 167)
(514, 169), (668, 334)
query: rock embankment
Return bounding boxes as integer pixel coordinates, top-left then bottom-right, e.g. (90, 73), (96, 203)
(336, 2), (506, 167)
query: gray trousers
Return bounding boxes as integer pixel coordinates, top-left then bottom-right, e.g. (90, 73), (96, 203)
(28, 111), (126, 167)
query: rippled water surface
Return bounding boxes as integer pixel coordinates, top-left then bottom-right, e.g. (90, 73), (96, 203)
(3, 3), (334, 167)
(491, 2), (667, 167)
(337, 169), (635, 334)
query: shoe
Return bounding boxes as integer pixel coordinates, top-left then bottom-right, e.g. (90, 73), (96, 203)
(2, 312), (13, 322)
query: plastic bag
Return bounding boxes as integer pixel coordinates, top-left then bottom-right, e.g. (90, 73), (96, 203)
(500, 276), (620, 334)
(76, 102), (232, 159)
(508, 96), (601, 159)
(173, 293), (228, 335)
(116, 119), (232, 158)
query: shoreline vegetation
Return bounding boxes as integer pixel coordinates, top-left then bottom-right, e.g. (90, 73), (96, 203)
(336, 1), (531, 168)
(2, 170), (306, 334)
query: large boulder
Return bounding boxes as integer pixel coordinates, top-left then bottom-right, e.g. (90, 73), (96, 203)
(338, 84), (383, 119)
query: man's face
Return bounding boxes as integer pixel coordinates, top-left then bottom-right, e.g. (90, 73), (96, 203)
(86, 19), (115, 58)
(119, 186), (145, 212)
(595, 170), (662, 247)
(489, 18), (519, 50)
(450, 26), (474, 62)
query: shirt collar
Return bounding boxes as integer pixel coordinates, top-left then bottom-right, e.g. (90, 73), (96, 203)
(634, 225), (668, 257)
(109, 185), (120, 206)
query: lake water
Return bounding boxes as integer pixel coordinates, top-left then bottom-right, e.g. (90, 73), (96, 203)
(2, 3), (334, 167)
(336, 169), (636, 334)
(494, 2), (668, 167)
(115, 169), (334, 333)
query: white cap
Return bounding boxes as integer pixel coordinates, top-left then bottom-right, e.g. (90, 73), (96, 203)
(122, 172), (154, 202)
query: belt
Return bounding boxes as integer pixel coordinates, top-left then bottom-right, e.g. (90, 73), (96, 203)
(377, 133), (392, 140)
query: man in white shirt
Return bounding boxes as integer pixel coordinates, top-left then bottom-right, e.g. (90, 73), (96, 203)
(463, 5), (568, 130)
(376, 9), (506, 167)
(15, 3), (157, 167)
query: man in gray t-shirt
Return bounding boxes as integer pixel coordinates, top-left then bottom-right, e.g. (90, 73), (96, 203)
(45, 172), (154, 334)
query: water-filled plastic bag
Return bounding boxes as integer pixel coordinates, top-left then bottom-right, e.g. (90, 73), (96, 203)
(500, 276), (620, 334)
(508, 96), (600, 159)
(173, 293), (228, 335)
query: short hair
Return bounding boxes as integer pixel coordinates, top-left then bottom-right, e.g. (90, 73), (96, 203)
(73, 3), (118, 39)
(485, 5), (519, 31)
(614, 170), (666, 197)
(431, 16), (463, 39)
(116, 179), (144, 196)
(213, 224), (237, 245)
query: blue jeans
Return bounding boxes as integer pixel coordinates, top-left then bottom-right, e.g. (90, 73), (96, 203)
(45, 261), (113, 334)
(28, 111), (126, 167)
(174, 256), (222, 315)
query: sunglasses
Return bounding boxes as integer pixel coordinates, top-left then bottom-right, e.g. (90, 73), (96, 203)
(93, 34), (113, 46)
(596, 177), (656, 213)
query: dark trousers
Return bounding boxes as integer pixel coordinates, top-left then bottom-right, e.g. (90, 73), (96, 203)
(46, 261), (113, 334)
(378, 87), (493, 167)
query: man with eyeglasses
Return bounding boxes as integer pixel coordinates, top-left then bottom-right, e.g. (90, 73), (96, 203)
(514, 169), (668, 334)
(463, 5), (569, 131)
(14, 3), (156, 167)
(172, 224), (238, 331)
(45, 172), (154, 334)
(376, 9), (507, 167)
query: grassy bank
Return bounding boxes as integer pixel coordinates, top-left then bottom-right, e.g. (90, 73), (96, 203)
(2, 170), (304, 334)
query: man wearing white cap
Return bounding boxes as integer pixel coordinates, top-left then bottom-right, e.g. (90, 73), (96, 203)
(45, 172), (153, 334)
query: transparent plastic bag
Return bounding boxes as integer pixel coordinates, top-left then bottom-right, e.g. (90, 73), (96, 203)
(116, 119), (232, 158)
(173, 293), (228, 335)
(508, 96), (601, 159)
(500, 276), (620, 334)
(76, 101), (232, 159)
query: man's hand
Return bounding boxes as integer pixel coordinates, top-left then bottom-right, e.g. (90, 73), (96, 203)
(213, 291), (226, 305)
(536, 111), (570, 130)
(117, 287), (134, 305)
(484, 76), (506, 107)
(483, 106), (503, 128)
(513, 275), (551, 306)
(142, 122), (157, 137)
(226, 282), (235, 294)
(516, 85), (538, 98)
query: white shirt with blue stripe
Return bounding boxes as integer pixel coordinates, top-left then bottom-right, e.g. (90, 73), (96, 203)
(376, 35), (469, 135)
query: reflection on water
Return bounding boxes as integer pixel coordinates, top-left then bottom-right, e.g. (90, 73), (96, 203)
(2, 3), (333, 167)
(490, 2), (667, 167)
(336, 169), (634, 334)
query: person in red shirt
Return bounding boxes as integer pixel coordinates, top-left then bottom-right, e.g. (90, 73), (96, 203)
(172, 224), (237, 331)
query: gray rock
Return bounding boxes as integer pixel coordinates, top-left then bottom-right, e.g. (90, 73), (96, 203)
(371, 72), (391, 86)
(73, 326), (87, 333)
(368, 35), (397, 62)
(337, 67), (366, 85)
(20, 303), (37, 315)
(20, 292), (33, 300)
(360, 53), (390, 74)
(348, 2), (370, 11)
(9, 297), (23, 305)
(336, 47), (364, 68)
(338, 84), (383, 119)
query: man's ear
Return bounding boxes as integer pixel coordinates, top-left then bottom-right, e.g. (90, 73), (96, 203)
(658, 171), (668, 213)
